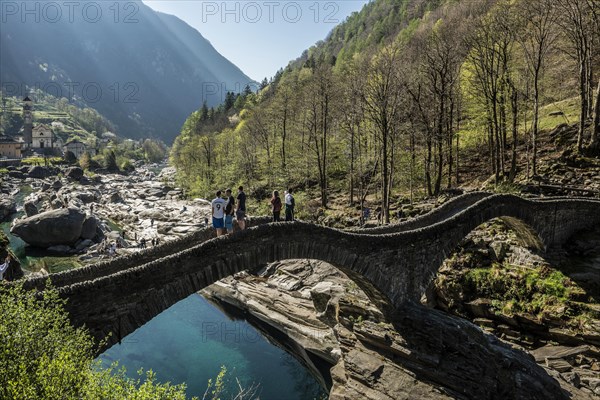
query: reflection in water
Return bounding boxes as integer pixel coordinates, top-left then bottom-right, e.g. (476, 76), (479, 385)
(1, 185), (33, 267)
(99, 294), (327, 400)
(1, 185), (82, 273)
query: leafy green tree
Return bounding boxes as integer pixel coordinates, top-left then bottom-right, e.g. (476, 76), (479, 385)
(142, 139), (167, 163)
(224, 92), (236, 111)
(0, 283), (192, 399)
(200, 101), (209, 122)
(104, 149), (119, 171)
(233, 94), (246, 110)
(64, 150), (77, 164)
(243, 84), (253, 97)
(79, 151), (92, 170)
(259, 78), (269, 90)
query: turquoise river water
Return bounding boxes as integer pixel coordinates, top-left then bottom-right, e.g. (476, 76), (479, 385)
(98, 294), (327, 399)
(3, 186), (326, 398)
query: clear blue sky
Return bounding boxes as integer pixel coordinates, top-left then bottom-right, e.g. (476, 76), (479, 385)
(142, 1), (369, 81)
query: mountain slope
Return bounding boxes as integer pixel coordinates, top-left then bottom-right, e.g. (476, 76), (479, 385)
(0, 0), (253, 142)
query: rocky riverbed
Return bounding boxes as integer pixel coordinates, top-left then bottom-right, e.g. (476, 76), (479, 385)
(432, 219), (600, 396)
(0, 164), (213, 274)
(204, 221), (600, 399)
(3, 161), (600, 398)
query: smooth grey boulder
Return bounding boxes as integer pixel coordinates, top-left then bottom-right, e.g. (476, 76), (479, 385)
(23, 201), (38, 217)
(75, 239), (94, 251)
(11, 208), (86, 247)
(47, 245), (73, 254)
(65, 167), (84, 181)
(8, 171), (24, 179)
(81, 216), (98, 240)
(108, 192), (122, 203)
(0, 198), (16, 221)
(28, 166), (49, 179)
(75, 191), (96, 204)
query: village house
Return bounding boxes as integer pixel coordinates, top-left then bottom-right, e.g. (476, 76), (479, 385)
(63, 140), (87, 159)
(0, 135), (22, 159)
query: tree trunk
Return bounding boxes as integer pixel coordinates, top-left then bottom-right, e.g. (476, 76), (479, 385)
(282, 106), (287, 168)
(455, 134), (460, 185)
(577, 57), (587, 152)
(382, 124), (389, 223)
(434, 96), (445, 196)
(425, 137), (433, 197)
(492, 98), (501, 183)
(410, 129), (415, 205)
(349, 124), (355, 206)
(590, 79), (600, 150)
(434, 136), (443, 196)
(532, 70), (540, 176)
(499, 91), (507, 177)
(321, 94), (328, 208)
(509, 87), (518, 182)
(447, 96), (454, 189)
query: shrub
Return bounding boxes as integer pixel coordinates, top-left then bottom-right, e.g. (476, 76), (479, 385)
(0, 283), (192, 399)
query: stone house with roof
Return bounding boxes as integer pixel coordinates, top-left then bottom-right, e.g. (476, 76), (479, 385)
(0, 135), (22, 158)
(63, 140), (87, 159)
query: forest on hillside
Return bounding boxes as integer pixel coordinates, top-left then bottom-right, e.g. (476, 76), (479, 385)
(171, 0), (600, 222)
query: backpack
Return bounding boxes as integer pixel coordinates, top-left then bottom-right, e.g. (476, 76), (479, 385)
(225, 197), (235, 215)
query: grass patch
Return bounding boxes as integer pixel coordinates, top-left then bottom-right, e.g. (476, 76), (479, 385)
(538, 97), (579, 131)
(21, 157), (63, 165)
(464, 262), (586, 318)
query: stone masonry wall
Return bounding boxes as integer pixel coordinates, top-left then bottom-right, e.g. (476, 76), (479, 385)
(17, 195), (600, 348)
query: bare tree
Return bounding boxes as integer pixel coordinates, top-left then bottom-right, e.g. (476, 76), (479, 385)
(515, 0), (559, 176)
(421, 16), (466, 194)
(557, 0), (595, 152)
(465, 1), (520, 183)
(363, 44), (403, 223)
(586, 0), (600, 150)
(303, 64), (336, 208)
(338, 59), (367, 206)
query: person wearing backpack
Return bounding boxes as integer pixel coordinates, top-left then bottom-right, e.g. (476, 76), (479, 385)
(270, 190), (282, 222)
(224, 188), (236, 234)
(284, 189), (295, 221)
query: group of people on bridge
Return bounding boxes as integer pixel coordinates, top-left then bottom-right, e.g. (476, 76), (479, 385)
(211, 186), (248, 237)
(269, 189), (295, 222)
(211, 186), (296, 236)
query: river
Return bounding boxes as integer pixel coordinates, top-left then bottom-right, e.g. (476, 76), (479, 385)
(4, 181), (327, 398)
(98, 294), (328, 400)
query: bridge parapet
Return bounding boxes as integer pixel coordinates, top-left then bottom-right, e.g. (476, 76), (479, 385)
(14, 195), (600, 348)
(22, 217), (273, 291)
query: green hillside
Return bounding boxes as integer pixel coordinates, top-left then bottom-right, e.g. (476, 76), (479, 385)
(171, 0), (600, 221)
(0, 90), (114, 146)
(1, 1), (254, 142)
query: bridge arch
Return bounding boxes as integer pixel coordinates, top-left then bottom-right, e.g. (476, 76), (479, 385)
(61, 223), (389, 348)
(26, 194), (600, 348)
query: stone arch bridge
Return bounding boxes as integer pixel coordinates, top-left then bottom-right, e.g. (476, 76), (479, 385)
(20, 193), (600, 348)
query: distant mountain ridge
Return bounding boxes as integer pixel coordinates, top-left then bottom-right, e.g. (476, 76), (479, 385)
(0, 0), (254, 142)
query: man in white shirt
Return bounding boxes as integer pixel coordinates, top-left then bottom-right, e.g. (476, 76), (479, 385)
(211, 190), (227, 236)
(284, 189), (295, 221)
